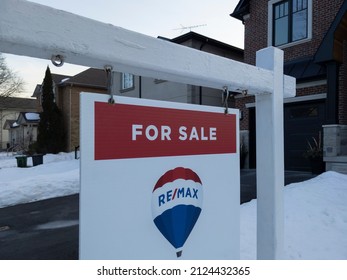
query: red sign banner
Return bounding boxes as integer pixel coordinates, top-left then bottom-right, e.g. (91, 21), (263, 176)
(94, 102), (237, 160)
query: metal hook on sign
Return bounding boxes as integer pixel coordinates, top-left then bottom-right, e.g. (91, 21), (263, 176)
(104, 65), (115, 104)
(51, 54), (64, 67)
(222, 86), (230, 114)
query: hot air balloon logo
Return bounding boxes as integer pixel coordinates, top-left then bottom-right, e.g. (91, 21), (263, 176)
(151, 167), (203, 258)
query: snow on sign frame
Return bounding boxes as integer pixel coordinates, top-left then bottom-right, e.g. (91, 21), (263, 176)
(79, 92), (240, 260)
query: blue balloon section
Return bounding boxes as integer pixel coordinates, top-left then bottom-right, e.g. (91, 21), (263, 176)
(153, 205), (202, 250)
(152, 167), (203, 257)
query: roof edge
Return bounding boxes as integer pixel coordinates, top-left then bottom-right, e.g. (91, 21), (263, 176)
(230, 0), (250, 21)
(314, 1), (347, 63)
(169, 31), (243, 53)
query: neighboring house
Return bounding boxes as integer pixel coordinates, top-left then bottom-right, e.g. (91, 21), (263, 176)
(118, 32), (243, 107)
(3, 112), (40, 151)
(231, 0), (347, 171)
(33, 32), (243, 152)
(32, 69), (107, 152)
(0, 97), (37, 150)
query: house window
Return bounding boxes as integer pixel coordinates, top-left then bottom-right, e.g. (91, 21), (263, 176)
(121, 73), (134, 90)
(269, 0), (312, 47)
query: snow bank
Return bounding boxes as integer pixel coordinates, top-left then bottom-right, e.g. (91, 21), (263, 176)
(240, 171), (347, 260)
(0, 152), (79, 208)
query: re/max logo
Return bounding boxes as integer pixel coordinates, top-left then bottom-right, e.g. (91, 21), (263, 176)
(158, 187), (199, 207)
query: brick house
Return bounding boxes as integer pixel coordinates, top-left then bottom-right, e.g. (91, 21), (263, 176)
(231, 0), (347, 171)
(32, 69), (107, 151)
(33, 32), (243, 152)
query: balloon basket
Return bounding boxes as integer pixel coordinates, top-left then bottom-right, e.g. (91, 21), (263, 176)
(176, 250), (182, 258)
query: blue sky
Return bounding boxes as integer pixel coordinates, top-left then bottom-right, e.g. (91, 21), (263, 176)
(4, 0), (244, 98)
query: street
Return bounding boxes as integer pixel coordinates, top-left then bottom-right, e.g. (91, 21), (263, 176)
(0, 194), (79, 260)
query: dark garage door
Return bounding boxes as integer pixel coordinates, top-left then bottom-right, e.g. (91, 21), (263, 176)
(248, 100), (325, 171)
(284, 101), (325, 171)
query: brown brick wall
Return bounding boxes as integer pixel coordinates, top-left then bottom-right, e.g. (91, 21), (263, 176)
(238, 0), (345, 130)
(296, 84), (327, 96)
(58, 86), (107, 151)
(244, 0), (344, 65)
(59, 86), (71, 151)
(244, 0), (269, 65)
(235, 95), (255, 131)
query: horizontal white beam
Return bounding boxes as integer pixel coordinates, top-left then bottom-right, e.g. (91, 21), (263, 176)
(0, 0), (295, 97)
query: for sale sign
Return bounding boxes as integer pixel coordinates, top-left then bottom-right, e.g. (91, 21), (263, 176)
(80, 93), (240, 260)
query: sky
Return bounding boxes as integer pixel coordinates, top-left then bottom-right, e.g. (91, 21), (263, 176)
(2, 0), (244, 98)
(0, 151), (346, 260)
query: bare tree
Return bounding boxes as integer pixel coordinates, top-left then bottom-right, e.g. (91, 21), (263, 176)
(0, 53), (24, 99)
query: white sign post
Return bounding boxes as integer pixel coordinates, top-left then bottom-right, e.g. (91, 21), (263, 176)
(256, 47), (285, 259)
(0, 0), (296, 260)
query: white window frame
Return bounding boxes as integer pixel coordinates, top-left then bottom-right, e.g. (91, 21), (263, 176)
(121, 73), (134, 90)
(267, 0), (312, 48)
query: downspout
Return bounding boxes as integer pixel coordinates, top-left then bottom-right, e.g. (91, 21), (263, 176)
(325, 61), (339, 124)
(69, 84), (72, 152)
(139, 76), (142, 98)
(0, 111), (2, 147)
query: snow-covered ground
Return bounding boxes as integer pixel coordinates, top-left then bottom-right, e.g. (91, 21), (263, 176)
(0, 152), (346, 259)
(0, 152), (79, 208)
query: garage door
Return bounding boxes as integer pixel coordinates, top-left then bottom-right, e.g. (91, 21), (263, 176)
(248, 100), (325, 171)
(284, 101), (325, 171)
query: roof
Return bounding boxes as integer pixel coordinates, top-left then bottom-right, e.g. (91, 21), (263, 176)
(59, 68), (107, 89)
(5, 112), (40, 129)
(32, 68), (107, 97)
(0, 97), (37, 110)
(230, 0), (250, 21)
(52, 73), (71, 84)
(284, 57), (326, 82)
(168, 31), (244, 54)
(21, 112), (40, 122)
(31, 73), (71, 98)
(2, 119), (16, 130)
(314, 0), (347, 63)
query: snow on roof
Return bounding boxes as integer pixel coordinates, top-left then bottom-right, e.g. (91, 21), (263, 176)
(60, 77), (70, 83)
(25, 112), (40, 121)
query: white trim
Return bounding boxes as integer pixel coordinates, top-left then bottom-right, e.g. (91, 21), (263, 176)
(296, 79), (327, 89)
(275, 37), (312, 49)
(245, 93), (326, 108)
(323, 124), (347, 128)
(267, 0), (313, 47)
(284, 93), (326, 103)
(245, 102), (256, 108)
